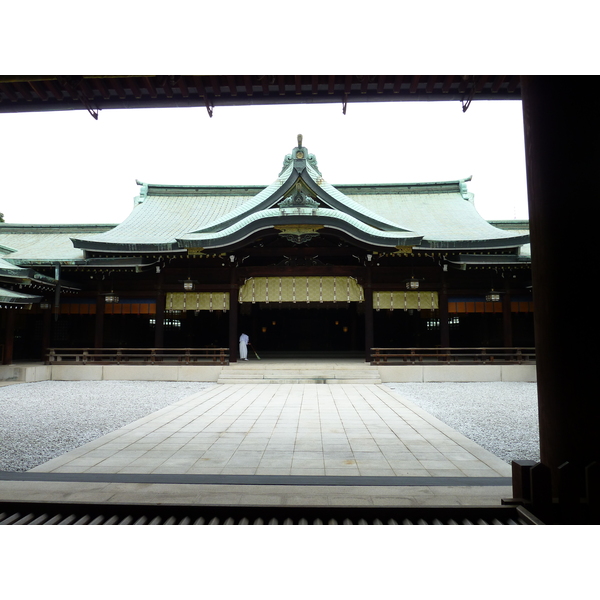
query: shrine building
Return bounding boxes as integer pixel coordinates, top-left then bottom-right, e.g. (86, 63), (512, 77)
(0, 136), (532, 364)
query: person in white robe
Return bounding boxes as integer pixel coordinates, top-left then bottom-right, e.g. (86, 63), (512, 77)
(239, 333), (249, 360)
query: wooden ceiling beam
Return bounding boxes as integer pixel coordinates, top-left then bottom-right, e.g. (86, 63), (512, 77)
(14, 82), (34, 101)
(57, 77), (80, 101)
(227, 76), (238, 96)
(177, 76), (190, 98)
(126, 77), (143, 99)
(442, 75), (455, 93)
(257, 75), (270, 96)
(392, 76), (404, 93)
(328, 75), (335, 95)
(78, 79), (95, 100)
(94, 78), (111, 100)
(360, 76), (369, 94)
(209, 76), (221, 97)
(28, 80), (49, 101)
(311, 75), (319, 95)
(110, 78), (127, 99)
(143, 77), (157, 98)
(491, 75), (506, 93)
(44, 80), (64, 101)
(243, 76), (254, 97)
(0, 83), (18, 102)
(410, 75), (420, 93)
(475, 75), (488, 92)
(344, 75), (352, 95)
(426, 76), (438, 93)
(458, 76), (471, 94)
(507, 76), (520, 92)
(162, 79), (174, 99)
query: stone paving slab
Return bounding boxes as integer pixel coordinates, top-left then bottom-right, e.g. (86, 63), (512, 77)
(0, 480), (513, 507)
(29, 383), (511, 478)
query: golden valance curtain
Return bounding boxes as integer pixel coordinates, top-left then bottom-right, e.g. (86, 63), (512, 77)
(167, 292), (230, 311)
(238, 277), (364, 303)
(374, 291), (438, 311)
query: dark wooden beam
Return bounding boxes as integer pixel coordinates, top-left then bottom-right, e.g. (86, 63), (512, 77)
(426, 76), (438, 93)
(243, 76), (254, 97)
(110, 78), (127, 99)
(491, 75), (506, 93)
(227, 76), (238, 96)
(94, 78), (111, 100)
(28, 80), (49, 101)
(328, 75), (335, 95)
(0, 83), (19, 102)
(127, 77), (143, 99)
(442, 75), (455, 93)
(191, 76), (205, 99)
(410, 75), (420, 94)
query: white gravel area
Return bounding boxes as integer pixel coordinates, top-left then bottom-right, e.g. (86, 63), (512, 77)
(385, 382), (540, 464)
(0, 380), (540, 473)
(0, 380), (215, 472)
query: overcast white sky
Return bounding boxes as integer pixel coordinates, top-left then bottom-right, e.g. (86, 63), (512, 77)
(0, 99), (529, 224)
(4, 2), (597, 229)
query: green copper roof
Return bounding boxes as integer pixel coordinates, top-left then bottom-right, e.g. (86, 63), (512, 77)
(10, 138), (529, 257)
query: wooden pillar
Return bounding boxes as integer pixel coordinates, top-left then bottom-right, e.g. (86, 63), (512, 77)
(439, 286), (450, 348)
(364, 266), (374, 362)
(520, 75), (600, 516)
(41, 307), (52, 360)
(154, 273), (167, 348)
(94, 293), (105, 349)
(502, 286), (513, 348)
(3, 309), (15, 365)
(228, 267), (239, 362)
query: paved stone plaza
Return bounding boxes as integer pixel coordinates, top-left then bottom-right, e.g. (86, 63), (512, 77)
(0, 381), (513, 507)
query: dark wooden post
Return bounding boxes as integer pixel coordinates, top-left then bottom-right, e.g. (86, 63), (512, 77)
(364, 266), (374, 362)
(94, 293), (105, 349)
(502, 285), (513, 348)
(228, 265), (239, 362)
(439, 286), (450, 348)
(154, 271), (165, 349)
(41, 306), (52, 361)
(520, 75), (600, 520)
(3, 309), (15, 365)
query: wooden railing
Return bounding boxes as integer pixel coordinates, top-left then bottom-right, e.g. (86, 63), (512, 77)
(46, 347), (229, 365)
(370, 347), (535, 365)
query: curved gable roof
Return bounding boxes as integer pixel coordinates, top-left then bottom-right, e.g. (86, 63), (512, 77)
(70, 139), (528, 254)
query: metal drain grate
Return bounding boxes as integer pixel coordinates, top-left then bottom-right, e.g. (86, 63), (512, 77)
(0, 502), (542, 525)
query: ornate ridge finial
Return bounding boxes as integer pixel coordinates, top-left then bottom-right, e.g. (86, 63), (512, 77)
(297, 134), (303, 147)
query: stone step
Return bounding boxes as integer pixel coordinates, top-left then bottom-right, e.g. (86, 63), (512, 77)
(217, 368), (381, 384)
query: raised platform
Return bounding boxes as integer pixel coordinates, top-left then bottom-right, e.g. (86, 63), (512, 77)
(0, 359), (537, 384)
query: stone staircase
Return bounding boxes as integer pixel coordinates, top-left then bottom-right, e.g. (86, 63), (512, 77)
(217, 361), (382, 384)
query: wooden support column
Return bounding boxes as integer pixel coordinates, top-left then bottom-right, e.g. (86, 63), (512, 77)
(94, 293), (105, 349)
(41, 307), (52, 360)
(439, 286), (450, 348)
(3, 309), (15, 365)
(520, 75), (600, 519)
(502, 286), (513, 348)
(154, 272), (165, 348)
(364, 266), (374, 362)
(229, 271), (239, 362)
